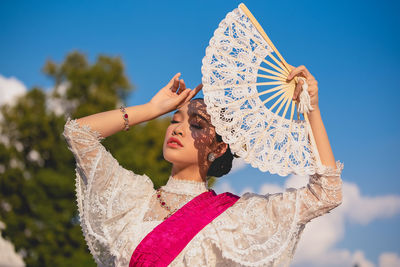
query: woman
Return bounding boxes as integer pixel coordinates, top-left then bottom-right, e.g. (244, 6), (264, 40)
(63, 66), (343, 267)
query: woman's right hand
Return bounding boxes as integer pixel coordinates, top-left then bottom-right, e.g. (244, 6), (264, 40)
(148, 73), (203, 117)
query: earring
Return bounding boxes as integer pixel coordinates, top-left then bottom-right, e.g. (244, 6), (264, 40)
(208, 152), (216, 162)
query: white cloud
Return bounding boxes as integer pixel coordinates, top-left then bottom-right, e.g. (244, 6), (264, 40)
(219, 174), (400, 266)
(214, 181), (236, 195)
(0, 74), (27, 106)
(293, 249), (375, 267)
(379, 252), (400, 267)
(342, 182), (400, 225)
(290, 176), (400, 267)
(284, 174), (309, 189)
(46, 82), (71, 116)
(353, 250), (375, 267)
(0, 74), (71, 116)
(230, 157), (248, 174)
(258, 183), (283, 195)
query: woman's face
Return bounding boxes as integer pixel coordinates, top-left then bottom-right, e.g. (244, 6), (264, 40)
(163, 99), (221, 169)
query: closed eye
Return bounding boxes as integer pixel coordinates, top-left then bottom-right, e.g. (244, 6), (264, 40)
(171, 119), (202, 129)
(190, 124), (202, 129)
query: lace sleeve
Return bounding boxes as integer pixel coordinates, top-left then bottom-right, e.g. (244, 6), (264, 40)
(63, 118), (155, 266)
(297, 160), (344, 224)
(208, 161), (344, 266)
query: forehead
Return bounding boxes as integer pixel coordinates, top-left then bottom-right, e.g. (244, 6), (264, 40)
(175, 99), (210, 119)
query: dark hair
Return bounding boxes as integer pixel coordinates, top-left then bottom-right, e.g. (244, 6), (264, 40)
(190, 98), (236, 178)
(207, 133), (234, 178)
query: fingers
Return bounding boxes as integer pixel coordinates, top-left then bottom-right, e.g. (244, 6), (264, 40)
(172, 76), (180, 93)
(169, 73), (181, 84)
(169, 72), (181, 87)
(191, 83), (203, 98)
(173, 78), (199, 98)
(177, 79), (186, 94)
(169, 73), (185, 94)
(177, 89), (192, 107)
(185, 83), (203, 101)
(168, 75), (203, 105)
(292, 78), (304, 101)
(287, 65), (317, 102)
(179, 83), (203, 106)
(287, 65), (313, 81)
(287, 63), (296, 71)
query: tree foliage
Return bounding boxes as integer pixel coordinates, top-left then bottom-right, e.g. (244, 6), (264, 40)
(0, 51), (173, 266)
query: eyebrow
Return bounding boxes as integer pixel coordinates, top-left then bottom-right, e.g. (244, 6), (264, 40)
(173, 110), (209, 124)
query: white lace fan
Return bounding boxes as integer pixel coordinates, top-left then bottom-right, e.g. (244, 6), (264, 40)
(201, 3), (324, 176)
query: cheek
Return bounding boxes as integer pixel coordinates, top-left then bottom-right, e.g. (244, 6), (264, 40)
(165, 125), (173, 136)
(163, 126), (172, 146)
(192, 129), (215, 150)
(201, 128), (215, 143)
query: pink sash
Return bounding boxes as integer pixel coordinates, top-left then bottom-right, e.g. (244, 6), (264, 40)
(129, 190), (239, 267)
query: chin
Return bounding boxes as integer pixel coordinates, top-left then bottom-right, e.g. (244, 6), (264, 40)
(162, 146), (179, 164)
(162, 147), (196, 166)
(163, 151), (174, 164)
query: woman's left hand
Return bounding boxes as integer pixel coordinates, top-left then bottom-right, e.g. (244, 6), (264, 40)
(286, 65), (319, 110)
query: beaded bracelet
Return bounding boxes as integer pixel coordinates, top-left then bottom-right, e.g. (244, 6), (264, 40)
(119, 105), (130, 131)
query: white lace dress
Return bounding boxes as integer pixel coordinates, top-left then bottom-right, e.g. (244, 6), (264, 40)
(63, 119), (344, 267)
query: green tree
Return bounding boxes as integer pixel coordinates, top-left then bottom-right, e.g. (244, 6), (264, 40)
(0, 51), (173, 266)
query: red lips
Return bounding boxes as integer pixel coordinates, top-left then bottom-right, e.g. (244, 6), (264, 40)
(167, 137), (183, 147)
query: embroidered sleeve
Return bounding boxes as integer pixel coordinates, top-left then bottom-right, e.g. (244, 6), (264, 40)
(207, 161), (344, 266)
(297, 161), (344, 224)
(63, 118), (155, 266)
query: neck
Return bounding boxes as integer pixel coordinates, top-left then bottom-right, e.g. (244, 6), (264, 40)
(171, 163), (208, 183)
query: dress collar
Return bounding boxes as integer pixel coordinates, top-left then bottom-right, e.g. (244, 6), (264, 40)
(161, 176), (209, 196)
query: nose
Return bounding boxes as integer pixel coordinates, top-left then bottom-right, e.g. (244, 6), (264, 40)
(172, 123), (184, 136)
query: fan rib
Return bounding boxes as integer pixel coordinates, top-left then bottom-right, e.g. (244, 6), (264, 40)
(257, 81), (285, 86)
(204, 81), (289, 92)
(258, 66), (287, 79)
(225, 87), (290, 123)
(222, 84), (289, 108)
(275, 93), (291, 116)
(282, 96), (292, 119)
(238, 3), (291, 71)
(267, 53), (289, 75)
(256, 73), (286, 82)
(228, 19), (290, 76)
(248, 39), (288, 75)
(210, 85), (293, 122)
(262, 89), (285, 106)
(290, 100), (296, 121)
(235, 70), (285, 82)
(218, 20), (290, 79)
(269, 91), (287, 112)
(262, 58), (287, 75)
(231, 20), (289, 76)
(258, 84), (291, 97)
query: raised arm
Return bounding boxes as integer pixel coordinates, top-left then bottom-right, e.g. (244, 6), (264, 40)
(75, 73), (203, 138)
(288, 65), (336, 169)
(288, 65), (343, 224)
(64, 72), (202, 178)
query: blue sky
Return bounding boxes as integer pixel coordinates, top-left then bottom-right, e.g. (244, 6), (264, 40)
(1, 0), (399, 266)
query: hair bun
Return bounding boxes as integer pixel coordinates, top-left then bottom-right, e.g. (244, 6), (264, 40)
(207, 134), (234, 178)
